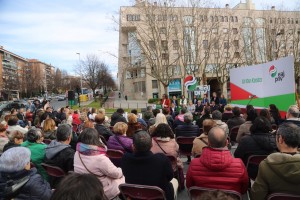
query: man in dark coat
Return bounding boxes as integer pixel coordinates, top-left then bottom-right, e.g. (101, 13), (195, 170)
(44, 124), (75, 173)
(121, 131), (178, 200)
(110, 108), (127, 126)
(226, 106), (245, 131)
(94, 113), (113, 141)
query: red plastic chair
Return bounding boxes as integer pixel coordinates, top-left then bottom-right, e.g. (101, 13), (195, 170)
(119, 183), (166, 200)
(246, 155), (268, 180)
(176, 136), (196, 157)
(41, 163), (66, 177)
(267, 193), (300, 200)
(43, 139), (52, 145)
(229, 125), (240, 144)
(106, 149), (124, 167)
(188, 186), (242, 200)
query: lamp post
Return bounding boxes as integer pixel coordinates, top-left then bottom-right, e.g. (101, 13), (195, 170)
(76, 53), (83, 95)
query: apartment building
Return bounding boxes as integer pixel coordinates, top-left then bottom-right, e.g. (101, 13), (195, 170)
(118, 0), (300, 100)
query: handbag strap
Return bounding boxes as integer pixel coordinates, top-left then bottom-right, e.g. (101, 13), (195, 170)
(78, 153), (105, 178)
(154, 138), (167, 154)
(114, 135), (131, 152)
(199, 137), (208, 145)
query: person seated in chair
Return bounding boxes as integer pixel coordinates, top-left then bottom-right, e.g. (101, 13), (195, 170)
(44, 124), (75, 173)
(186, 127), (248, 194)
(121, 130), (178, 200)
(226, 106), (245, 131)
(251, 123), (300, 200)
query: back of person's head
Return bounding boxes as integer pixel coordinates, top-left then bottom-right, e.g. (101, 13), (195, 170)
(204, 106), (211, 115)
(60, 107), (65, 113)
(7, 130), (24, 142)
(183, 112), (193, 124)
(181, 107), (187, 114)
(146, 106), (152, 111)
(246, 108), (257, 122)
(98, 108), (106, 115)
(131, 109), (138, 115)
(0, 124), (6, 133)
(212, 110), (222, 120)
(246, 105), (254, 112)
(287, 105), (299, 118)
(153, 109), (160, 117)
(57, 124), (72, 142)
(250, 116), (272, 134)
(198, 190), (238, 200)
(50, 173), (108, 200)
(7, 116), (18, 126)
(133, 130), (152, 152)
(27, 128), (43, 143)
(259, 109), (272, 121)
(269, 104), (279, 112)
(162, 108), (170, 115)
(91, 108), (96, 114)
(232, 107), (241, 117)
(127, 113), (137, 124)
(203, 119), (217, 134)
(277, 123), (300, 148)
(83, 121), (95, 130)
(152, 123), (174, 139)
(95, 113), (105, 124)
(113, 122), (128, 135)
(0, 147), (30, 173)
(208, 127), (227, 148)
(154, 113), (167, 126)
(116, 108), (124, 114)
(43, 118), (56, 132)
(78, 128), (104, 148)
(224, 105), (232, 111)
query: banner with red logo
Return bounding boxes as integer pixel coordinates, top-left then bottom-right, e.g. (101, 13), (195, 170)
(230, 56), (295, 113)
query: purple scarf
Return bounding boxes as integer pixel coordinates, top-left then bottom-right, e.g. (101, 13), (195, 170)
(76, 142), (106, 156)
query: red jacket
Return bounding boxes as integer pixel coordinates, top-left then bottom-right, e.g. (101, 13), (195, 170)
(161, 98), (170, 109)
(186, 147), (248, 194)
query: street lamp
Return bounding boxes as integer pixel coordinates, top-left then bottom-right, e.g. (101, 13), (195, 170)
(76, 53), (83, 95)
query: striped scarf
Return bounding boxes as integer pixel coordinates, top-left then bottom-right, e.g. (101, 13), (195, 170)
(76, 142), (106, 156)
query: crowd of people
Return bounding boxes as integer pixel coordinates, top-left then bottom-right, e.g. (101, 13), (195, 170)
(0, 94), (299, 200)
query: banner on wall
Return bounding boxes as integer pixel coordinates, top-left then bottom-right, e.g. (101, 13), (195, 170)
(230, 56), (295, 113)
(168, 79), (181, 92)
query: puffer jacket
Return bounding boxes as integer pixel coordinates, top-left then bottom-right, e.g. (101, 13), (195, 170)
(251, 153), (300, 200)
(186, 147), (248, 194)
(0, 168), (52, 200)
(234, 132), (277, 178)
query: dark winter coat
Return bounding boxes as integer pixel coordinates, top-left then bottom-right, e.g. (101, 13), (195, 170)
(110, 112), (127, 126)
(94, 123), (113, 141)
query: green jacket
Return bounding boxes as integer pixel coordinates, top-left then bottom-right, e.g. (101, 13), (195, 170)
(21, 141), (48, 180)
(251, 152), (300, 200)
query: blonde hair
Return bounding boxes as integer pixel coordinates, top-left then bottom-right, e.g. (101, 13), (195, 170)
(43, 118), (56, 132)
(98, 108), (106, 115)
(127, 113), (137, 124)
(154, 113), (168, 127)
(113, 122), (128, 135)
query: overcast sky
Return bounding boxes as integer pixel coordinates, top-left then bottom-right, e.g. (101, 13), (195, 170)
(0, 0), (298, 78)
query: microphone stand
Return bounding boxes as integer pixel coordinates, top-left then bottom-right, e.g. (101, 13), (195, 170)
(247, 95), (256, 106)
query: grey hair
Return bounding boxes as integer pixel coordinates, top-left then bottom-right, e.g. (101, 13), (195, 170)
(133, 130), (152, 152)
(183, 112), (193, 123)
(57, 124), (72, 142)
(0, 147), (31, 172)
(287, 105), (299, 118)
(212, 110), (222, 120)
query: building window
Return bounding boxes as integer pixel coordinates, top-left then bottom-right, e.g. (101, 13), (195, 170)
(287, 18), (290, 24)
(235, 16), (238, 22)
(210, 16), (214, 22)
(159, 27), (167, 34)
(215, 16), (218, 22)
(212, 28), (218, 34)
(203, 40), (208, 49)
(161, 40), (168, 50)
(220, 16), (224, 22)
(169, 15), (178, 21)
(270, 18), (273, 23)
(230, 16), (234, 22)
(158, 15), (167, 21)
(152, 80), (158, 89)
(127, 14), (140, 21)
(282, 18), (285, 24)
(149, 40), (155, 49)
(214, 52), (219, 58)
(162, 53), (169, 60)
(224, 52), (229, 58)
(223, 28), (228, 34)
(233, 40), (239, 48)
(224, 16), (228, 22)
(291, 18), (294, 24)
(134, 81), (146, 92)
(232, 28), (238, 34)
(173, 40), (179, 50)
(204, 51), (209, 58)
(213, 41), (219, 49)
(234, 52), (240, 58)
(224, 40), (229, 49)
(202, 28), (208, 34)
(296, 19), (298, 24)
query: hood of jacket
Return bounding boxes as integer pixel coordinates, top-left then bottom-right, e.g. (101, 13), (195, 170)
(177, 114), (184, 122)
(200, 147), (233, 171)
(251, 132), (277, 152)
(45, 140), (70, 159)
(265, 152), (300, 184)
